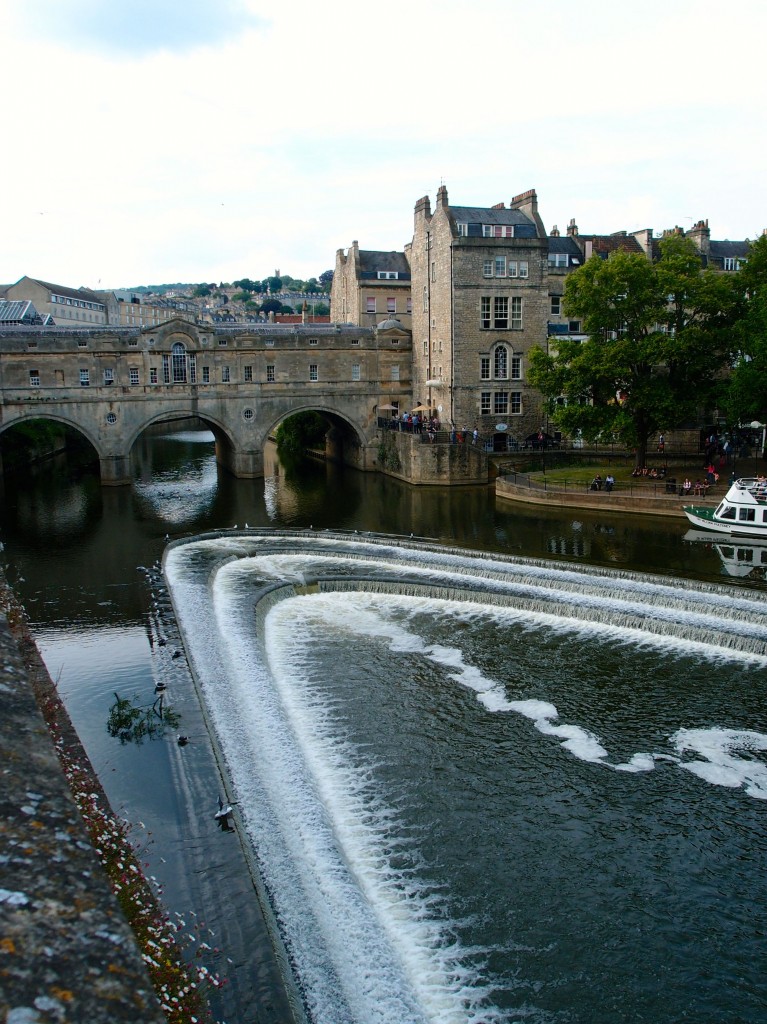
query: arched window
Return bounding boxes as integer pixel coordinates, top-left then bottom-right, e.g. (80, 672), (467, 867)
(171, 342), (187, 384)
(494, 344), (508, 380)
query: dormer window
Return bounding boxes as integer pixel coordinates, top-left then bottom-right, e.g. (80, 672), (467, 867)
(377, 271), (399, 279)
(482, 225), (515, 238)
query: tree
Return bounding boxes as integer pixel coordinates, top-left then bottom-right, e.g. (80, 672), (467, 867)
(312, 302), (330, 317)
(528, 236), (738, 468)
(267, 275), (283, 294)
(319, 269), (334, 290)
(193, 283), (212, 297)
(259, 298), (282, 314)
(721, 233), (767, 427)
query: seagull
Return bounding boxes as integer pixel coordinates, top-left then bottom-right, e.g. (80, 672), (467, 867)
(154, 681), (167, 693)
(172, 650), (182, 659)
(214, 795), (233, 820)
(177, 735), (190, 747)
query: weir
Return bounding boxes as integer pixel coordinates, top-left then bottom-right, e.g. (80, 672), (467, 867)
(163, 530), (767, 1024)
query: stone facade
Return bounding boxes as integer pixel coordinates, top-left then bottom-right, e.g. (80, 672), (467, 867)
(410, 185), (551, 447)
(331, 241), (412, 329)
(1, 276), (108, 326)
(0, 318), (412, 482)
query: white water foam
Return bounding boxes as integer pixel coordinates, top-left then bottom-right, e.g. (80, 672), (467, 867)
(671, 728), (767, 800)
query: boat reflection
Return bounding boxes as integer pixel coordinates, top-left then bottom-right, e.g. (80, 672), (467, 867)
(684, 529), (767, 579)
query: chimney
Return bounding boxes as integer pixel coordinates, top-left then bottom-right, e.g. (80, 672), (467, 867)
(510, 188), (545, 238)
(567, 218), (578, 237)
(688, 218), (711, 256)
(550, 225), (560, 237)
(491, 202), (506, 209)
(436, 184), (449, 208)
(414, 195), (432, 217)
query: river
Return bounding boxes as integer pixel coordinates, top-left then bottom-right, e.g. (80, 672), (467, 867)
(1, 428), (765, 1024)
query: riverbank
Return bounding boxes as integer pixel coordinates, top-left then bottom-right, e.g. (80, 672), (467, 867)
(0, 575), (167, 1023)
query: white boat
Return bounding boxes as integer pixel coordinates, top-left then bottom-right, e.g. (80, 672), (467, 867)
(683, 477), (767, 537)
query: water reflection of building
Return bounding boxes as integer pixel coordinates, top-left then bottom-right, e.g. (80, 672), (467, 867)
(684, 529), (767, 579)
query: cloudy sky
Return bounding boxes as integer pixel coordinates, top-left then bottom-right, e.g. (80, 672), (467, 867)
(2, 0), (765, 290)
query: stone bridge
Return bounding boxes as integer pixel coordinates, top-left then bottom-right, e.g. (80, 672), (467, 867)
(0, 318), (413, 483)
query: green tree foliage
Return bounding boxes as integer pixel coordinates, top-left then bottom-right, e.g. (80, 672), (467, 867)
(233, 277), (259, 292)
(528, 236), (738, 467)
(721, 233), (767, 427)
(267, 275), (283, 293)
(319, 269), (334, 290)
(312, 302), (330, 317)
(275, 412), (328, 454)
(259, 298), (282, 314)
(193, 283), (212, 297)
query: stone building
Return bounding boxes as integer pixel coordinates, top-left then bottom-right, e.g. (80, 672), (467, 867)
(0, 276), (108, 326)
(331, 241), (412, 329)
(408, 185), (551, 448)
(101, 290), (188, 328)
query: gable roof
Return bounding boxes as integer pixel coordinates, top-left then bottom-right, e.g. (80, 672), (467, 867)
(358, 251), (411, 275)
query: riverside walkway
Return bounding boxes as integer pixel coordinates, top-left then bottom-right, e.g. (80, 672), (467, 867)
(496, 472), (721, 518)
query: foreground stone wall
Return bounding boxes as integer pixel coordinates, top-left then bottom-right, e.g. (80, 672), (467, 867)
(0, 581), (165, 1024)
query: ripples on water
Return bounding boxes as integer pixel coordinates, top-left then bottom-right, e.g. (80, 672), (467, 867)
(164, 532), (767, 1024)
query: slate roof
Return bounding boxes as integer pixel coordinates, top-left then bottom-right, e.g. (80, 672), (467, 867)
(586, 234), (645, 257)
(449, 205), (538, 239)
(709, 240), (750, 259)
(358, 251), (411, 276)
(19, 276), (105, 304)
(548, 237), (583, 256)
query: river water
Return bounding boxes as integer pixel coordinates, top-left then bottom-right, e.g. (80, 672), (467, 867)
(1, 429), (766, 1024)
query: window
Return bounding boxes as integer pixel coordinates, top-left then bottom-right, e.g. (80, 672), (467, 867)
(222, 366), (230, 383)
(309, 364), (318, 381)
(352, 363), (361, 381)
(739, 508), (756, 522)
(480, 356), (490, 380)
(519, 261), (529, 279)
(391, 365), (400, 381)
(129, 368), (139, 385)
(103, 368), (114, 386)
(723, 257), (741, 271)
(423, 340), (428, 356)
(171, 342), (187, 383)
(431, 262), (436, 282)
(511, 355), (521, 380)
(494, 257), (506, 277)
(366, 297), (376, 313)
(568, 320), (581, 333)
(494, 345), (508, 379)
(128, 337), (138, 347)
(243, 408), (254, 421)
(309, 337), (318, 346)
(79, 369), (90, 387)
(150, 367), (158, 384)
(456, 223), (468, 236)
(265, 338), (274, 347)
(218, 337), (227, 346)
(406, 297), (412, 314)
(511, 392), (522, 414)
(78, 339), (87, 348)
(377, 271), (398, 279)
(494, 297), (509, 329)
(387, 297), (396, 314)
(481, 296), (491, 329)
(548, 253), (568, 267)
(202, 366), (210, 383)
(483, 224), (514, 238)
(29, 370), (40, 387)
(423, 287), (428, 312)
(481, 391), (491, 414)
(483, 259), (494, 278)
(493, 391), (508, 415)
(550, 295), (561, 316)
(511, 297), (522, 329)
(244, 365), (253, 382)
(266, 364), (275, 382)
(351, 338), (360, 345)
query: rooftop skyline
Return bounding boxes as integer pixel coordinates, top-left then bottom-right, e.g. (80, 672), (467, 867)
(2, 0), (765, 290)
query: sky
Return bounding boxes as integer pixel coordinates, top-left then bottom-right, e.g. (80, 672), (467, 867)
(2, 0), (766, 290)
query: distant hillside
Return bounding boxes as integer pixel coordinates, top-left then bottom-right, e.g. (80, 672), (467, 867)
(119, 283), (194, 294)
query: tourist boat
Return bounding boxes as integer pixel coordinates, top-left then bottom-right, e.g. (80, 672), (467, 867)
(683, 477), (767, 537)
